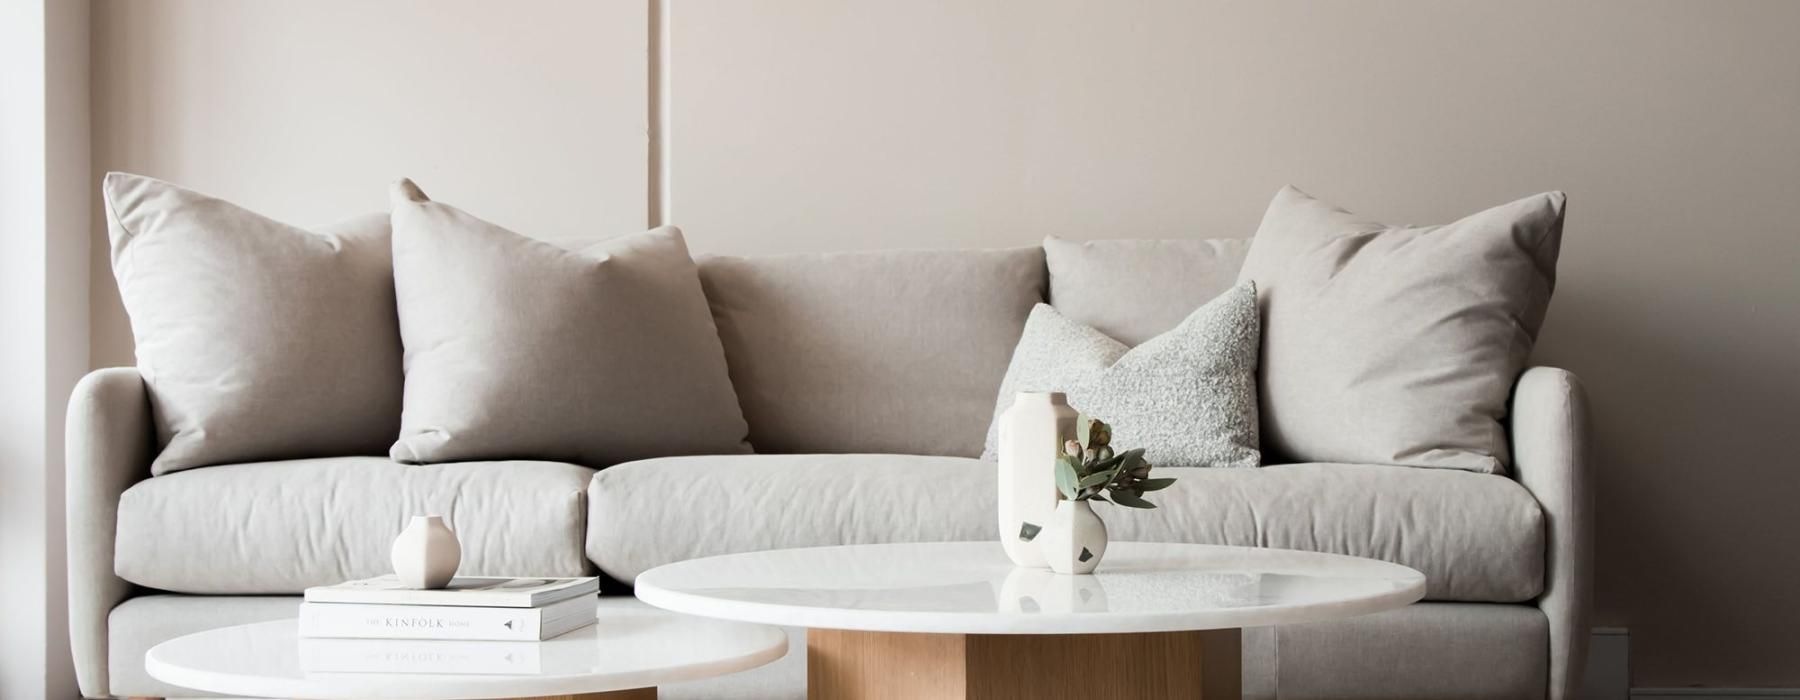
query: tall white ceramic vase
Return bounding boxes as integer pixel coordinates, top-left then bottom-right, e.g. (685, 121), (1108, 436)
(1038, 500), (1108, 575)
(997, 391), (1077, 568)
(392, 515), (461, 589)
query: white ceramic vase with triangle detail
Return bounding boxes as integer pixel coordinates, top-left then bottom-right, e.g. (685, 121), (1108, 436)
(1038, 500), (1108, 575)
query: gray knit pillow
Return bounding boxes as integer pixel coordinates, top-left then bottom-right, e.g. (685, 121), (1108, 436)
(981, 281), (1260, 468)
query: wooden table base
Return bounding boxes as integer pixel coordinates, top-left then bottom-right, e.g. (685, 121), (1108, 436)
(807, 628), (1241, 699)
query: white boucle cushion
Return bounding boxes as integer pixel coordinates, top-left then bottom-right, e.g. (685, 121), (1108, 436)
(388, 179), (750, 466)
(1238, 186), (1564, 474)
(981, 281), (1261, 468)
(103, 173), (402, 474)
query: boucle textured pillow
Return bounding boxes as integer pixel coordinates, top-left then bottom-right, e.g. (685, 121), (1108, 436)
(981, 281), (1260, 468)
(389, 179), (750, 466)
(1238, 186), (1565, 474)
(103, 173), (401, 475)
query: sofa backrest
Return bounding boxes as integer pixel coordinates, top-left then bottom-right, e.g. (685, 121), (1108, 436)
(1042, 236), (1250, 346)
(698, 247), (1045, 456)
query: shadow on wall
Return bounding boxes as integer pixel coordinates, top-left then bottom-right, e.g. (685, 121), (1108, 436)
(1533, 272), (1800, 684)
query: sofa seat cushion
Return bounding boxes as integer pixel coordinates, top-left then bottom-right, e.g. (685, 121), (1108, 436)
(587, 456), (1542, 602)
(116, 457), (594, 594)
(587, 455), (994, 583)
(1109, 463), (1546, 602)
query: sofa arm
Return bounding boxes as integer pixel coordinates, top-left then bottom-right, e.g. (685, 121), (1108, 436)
(1509, 367), (1594, 700)
(65, 367), (153, 698)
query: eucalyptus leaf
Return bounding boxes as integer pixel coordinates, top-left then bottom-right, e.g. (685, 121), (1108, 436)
(1077, 471), (1113, 489)
(1076, 416), (1092, 449)
(1097, 459), (1127, 488)
(1055, 457), (1080, 500)
(1116, 448), (1147, 469)
(1110, 490), (1156, 509)
(1137, 477), (1177, 492)
(1085, 454), (1123, 475)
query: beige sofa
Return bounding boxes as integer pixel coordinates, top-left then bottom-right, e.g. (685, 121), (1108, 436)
(67, 243), (1590, 699)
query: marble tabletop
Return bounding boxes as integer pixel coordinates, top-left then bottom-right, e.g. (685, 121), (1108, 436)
(635, 541), (1426, 635)
(144, 598), (787, 699)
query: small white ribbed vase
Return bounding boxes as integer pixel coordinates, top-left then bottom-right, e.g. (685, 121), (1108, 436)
(1038, 500), (1108, 575)
(997, 392), (1078, 568)
(391, 515), (461, 589)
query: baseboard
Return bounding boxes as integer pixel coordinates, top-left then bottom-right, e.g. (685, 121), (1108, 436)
(1586, 628), (1798, 698)
(1585, 628), (1631, 700)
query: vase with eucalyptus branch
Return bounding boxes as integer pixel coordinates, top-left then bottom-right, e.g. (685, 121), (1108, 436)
(1036, 416), (1175, 574)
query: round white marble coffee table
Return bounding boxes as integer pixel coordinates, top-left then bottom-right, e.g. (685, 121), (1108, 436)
(143, 599), (787, 699)
(635, 541), (1425, 699)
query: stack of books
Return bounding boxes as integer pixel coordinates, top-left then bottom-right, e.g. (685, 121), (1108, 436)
(300, 575), (600, 642)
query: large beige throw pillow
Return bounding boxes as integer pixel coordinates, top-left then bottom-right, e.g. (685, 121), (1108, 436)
(388, 180), (750, 466)
(103, 173), (402, 474)
(1238, 186), (1565, 473)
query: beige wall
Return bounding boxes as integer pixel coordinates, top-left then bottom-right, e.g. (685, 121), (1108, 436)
(89, 0), (1800, 688)
(89, 0), (650, 368)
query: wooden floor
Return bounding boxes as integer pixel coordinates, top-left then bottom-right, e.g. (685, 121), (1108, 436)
(807, 628), (1242, 699)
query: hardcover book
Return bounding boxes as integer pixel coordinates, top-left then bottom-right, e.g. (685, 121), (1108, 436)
(298, 594), (597, 641)
(303, 575), (599, 608)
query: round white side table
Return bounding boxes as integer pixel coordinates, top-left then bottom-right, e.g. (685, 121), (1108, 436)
(145, 599), (787, 699)
(636, 541), (1426, 699)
